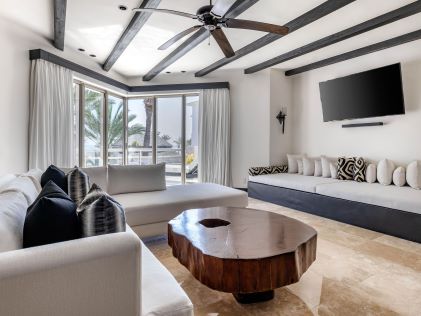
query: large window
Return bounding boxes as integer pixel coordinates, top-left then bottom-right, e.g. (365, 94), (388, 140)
(73, 81), (199, 184)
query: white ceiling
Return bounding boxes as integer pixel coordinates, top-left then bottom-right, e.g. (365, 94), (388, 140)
(3, 0), (421, 79)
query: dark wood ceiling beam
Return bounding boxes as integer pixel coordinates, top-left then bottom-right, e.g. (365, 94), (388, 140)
(195, 0), (356, 77)
(53, 0), (67, 50)
(285, 29), (421, 76)
(142, 0), (260, 81)
(102, 0), (161, 72)
(245, 1), (421, 74)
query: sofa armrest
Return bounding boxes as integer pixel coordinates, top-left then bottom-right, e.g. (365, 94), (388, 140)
(0, 229), (141, 316)
(248, 165), (288, 176)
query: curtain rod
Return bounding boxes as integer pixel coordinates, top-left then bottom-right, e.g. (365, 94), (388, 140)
(29, 49), (230, 93)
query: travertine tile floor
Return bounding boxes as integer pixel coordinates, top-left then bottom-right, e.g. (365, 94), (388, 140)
(145, 198), (421, 316)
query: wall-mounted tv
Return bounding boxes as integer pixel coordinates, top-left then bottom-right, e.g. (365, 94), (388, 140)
(319, 63), (405, 122)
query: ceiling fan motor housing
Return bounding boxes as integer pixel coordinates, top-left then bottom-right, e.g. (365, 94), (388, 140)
(197, 5), (218, 26)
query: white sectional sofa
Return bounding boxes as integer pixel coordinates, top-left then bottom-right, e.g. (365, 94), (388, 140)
(249, 173), (421, 243)
(0, 167), (248, 315)
(61, 165), (248, 237)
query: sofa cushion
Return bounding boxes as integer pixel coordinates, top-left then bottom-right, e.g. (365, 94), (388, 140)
(315, 181), (421, 214)
(141, 242), (193, 316)
(366, 164), (377, 183)
(249, 173), (340, 193)
(67, 167), (89, 205)
(406, 160), (421, 190)
(377, 159), (395, 186)
(60, 166), (108, 192)
(0, 176), (40, 205)
(303, 157), (315, 176)
(78, 184), (126, 237)
(393, 167), (406, 187)
(27, 181), (72, 214)
(0, 174), (16, 190)
(112, 183), (248, 226)
(353, 157), (367, 183)
(337, 157), (356, 180)
(108, 164), (166, 195)
(41, 165), (67, 193)
(0, 191), (28, 252)
(287, 154), (305, 174)
(321, 156), (336, 178)
(23, 195), (80, 248)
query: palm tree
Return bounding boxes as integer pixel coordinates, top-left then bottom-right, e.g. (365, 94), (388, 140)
(143, 97), (154, 148)
(84, 90), (144, 148)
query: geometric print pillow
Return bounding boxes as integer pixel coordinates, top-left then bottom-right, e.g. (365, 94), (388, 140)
(248, 165), (288, 176)
(337, 157), (356, 180)
(353, 157), (367, 182)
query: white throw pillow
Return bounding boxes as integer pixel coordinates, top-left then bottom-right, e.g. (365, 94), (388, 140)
(329, 162), (338, 179)
(393, 166), (406, 187)
(287, 154), (305, 174)
(108, 163), (166, 195)
(321, 156), (336, 178)
(303, 157), (315, 176)
(366, 164), (377, 183)
(377, 159), (395, 185)
(406, 161), (421, 190)
(297, 159), (304, 175)
(314, 159), (322, 177)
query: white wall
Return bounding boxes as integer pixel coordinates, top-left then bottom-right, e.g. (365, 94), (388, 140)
(291, 40), (421, 166)
(0, 14), (126, 176)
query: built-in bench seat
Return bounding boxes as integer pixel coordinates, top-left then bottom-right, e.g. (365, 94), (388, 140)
(249, 173), (421, 243)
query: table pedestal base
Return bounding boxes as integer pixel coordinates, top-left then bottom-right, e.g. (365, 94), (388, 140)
(233, 290), (274, 304)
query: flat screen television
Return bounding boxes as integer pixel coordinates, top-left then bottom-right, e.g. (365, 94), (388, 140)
(319, 63), (405, 122)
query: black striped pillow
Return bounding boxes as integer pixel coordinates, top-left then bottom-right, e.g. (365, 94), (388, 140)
(77, 184), (126, 237)
(337, 157), (356, 180)
(67, 167), (89, 205)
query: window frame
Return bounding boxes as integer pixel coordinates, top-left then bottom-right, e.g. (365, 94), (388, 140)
(74, 79), (199, 184)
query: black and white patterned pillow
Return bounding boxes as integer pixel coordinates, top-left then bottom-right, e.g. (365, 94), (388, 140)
(248, 165), (288, 176)
(354, 157), (367, 182)
(77, 184), (126, 237)
(67, 167), (89, 205)
(337, 157), (356, 180)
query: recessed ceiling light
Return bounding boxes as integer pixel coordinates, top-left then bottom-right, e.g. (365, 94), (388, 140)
(89, 54), (96, 58)
(166, 71), (171, 74)
(119, 5), (127, 11)
(181, 70), (186, 73)
(78, 48), (85, 52)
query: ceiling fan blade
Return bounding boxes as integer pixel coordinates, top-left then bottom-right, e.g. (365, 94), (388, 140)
(211, 28), (235, 58)
(132, 8), (197, 19)
(224, 19), (289, 35)
(211, 0), (237, 18)
(158, 26), (203, 50)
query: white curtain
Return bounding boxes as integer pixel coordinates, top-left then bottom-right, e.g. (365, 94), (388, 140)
(29, 59), (75, 170)
(198, 88), (231, 186)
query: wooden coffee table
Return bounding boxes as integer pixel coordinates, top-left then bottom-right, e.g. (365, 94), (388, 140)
(168, 207), (317, 304)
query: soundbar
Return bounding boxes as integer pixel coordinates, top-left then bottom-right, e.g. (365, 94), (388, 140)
(342, 122), (384, 128)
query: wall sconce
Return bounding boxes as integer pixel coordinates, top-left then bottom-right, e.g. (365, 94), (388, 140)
(276, 107), (287, 134)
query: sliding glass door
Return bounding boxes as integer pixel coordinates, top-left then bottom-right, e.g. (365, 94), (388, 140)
(156, 96), (183, 185)
(83, 88), (104, 167)
(106, 95), (124, 165)
(127, 98), (154, 165)
(185, 95), (199, 183)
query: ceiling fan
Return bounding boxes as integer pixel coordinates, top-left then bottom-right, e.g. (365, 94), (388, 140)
(133, 0), (289, 58)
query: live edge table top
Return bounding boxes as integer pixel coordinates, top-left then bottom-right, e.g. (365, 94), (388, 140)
(168, 207), (317, 302)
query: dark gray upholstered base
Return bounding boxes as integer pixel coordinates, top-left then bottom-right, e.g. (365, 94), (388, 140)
(248, 181), (421, 243)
